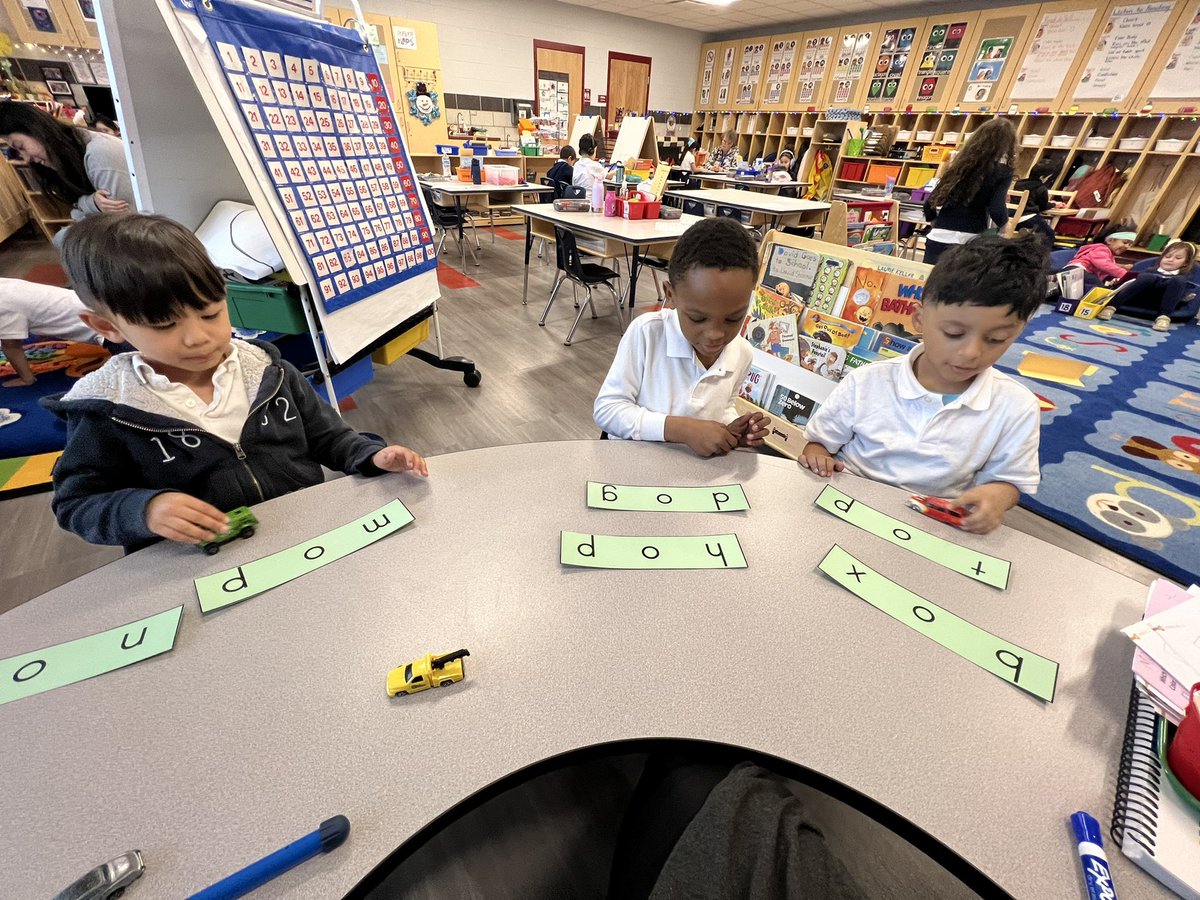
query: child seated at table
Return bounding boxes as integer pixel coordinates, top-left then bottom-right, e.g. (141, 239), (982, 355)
(593, 217), (770, 457)
(1097, 240), (1195, 331)
(571, 134), (606, 194)
(801, 233), (1048, 534)
(545, 145), (576, 198)
(43, 213), (428, 553)
(0, 277), (100, 387)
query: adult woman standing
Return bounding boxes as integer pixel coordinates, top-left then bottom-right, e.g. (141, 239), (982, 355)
(921, 119), (1016, 265)
(0, 101), (132, 243)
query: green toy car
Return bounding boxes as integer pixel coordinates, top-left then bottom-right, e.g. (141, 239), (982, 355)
(199, 506), (259, 555)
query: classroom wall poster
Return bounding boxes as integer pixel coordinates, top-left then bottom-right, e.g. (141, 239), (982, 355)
(1010, 9), (1097, 99)
(764, 39), (797, 104)
(963, 33), (1015, 103)
(700, 47), (716, 106)
(914, 21), (968, 101)
(737, 41), (765, 104)
(197, 0), (437, 314)
(718, 45), (734, 106)
(868, 25), (916, 103)
(1152, 3), (1200, 97)
(830, 31), (872, 106)
(795, 34), (833, 104)
(1076, 2), (1176, 100)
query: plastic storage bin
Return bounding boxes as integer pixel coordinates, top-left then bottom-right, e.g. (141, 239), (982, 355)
(226, 282), (308, 334)
(485, 165), (520, 185)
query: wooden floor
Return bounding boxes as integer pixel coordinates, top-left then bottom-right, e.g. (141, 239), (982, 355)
(0, 224), (1157, 896)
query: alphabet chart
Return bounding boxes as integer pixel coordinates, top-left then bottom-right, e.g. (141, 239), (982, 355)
(818, 546), (1058, 701)
(814, 485), (1011, 589)
(195, 499), (414, 612)
(195, 0), (436, 314)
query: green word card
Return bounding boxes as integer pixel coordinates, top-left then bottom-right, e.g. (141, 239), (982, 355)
(586, 482), (750, 513)
(814, 485), (1011, 590)
(0, 605), (183, 707)
(195, 499), (414, 613)
(818, 545), (1057, 701)
(561, 532), (747, 570)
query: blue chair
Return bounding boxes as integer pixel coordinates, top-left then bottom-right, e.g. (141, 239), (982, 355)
(541, 226), (624, 346)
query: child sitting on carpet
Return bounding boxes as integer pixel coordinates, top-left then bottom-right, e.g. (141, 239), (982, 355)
(1065, 226), (1133, 290)
(0, 277), (99, 387)
(801, 233), (1048, 534)
(1098, 240), (1196, 332)
(43, 213), (428, 553)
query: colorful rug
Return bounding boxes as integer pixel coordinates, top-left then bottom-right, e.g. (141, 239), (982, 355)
(994, 308), (1200, 585)
(0, 340), (110, 499)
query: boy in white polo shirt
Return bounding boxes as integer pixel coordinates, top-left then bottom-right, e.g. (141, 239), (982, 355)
(0, 277), (100, 387)
(801, 232), (1048, 534)
(594, 217), (770, 457)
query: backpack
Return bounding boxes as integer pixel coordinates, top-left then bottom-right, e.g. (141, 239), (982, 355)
(1070, 164), (1124, 208)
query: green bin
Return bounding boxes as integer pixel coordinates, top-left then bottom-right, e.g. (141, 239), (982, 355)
(226, 282), (308, 334)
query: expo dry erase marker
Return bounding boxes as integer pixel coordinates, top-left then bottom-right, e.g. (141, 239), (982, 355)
(1071, 811), (1118, 900)
(188, 815), (349, 899)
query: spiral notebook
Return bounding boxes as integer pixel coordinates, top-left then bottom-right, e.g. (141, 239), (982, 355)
(1111, 687), (1200, 899)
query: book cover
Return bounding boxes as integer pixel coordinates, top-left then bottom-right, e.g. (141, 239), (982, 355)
(767, 384), (819, 426)
(799, 338), (848, 382)
(761, 243), (850, 313)
(842, 266), (923, 337)
(879, 332), (919, 357)
(749, 285), (806, 322)
(800, 309), (865, 349)
(738, 365), (775, 407)
(744, 313), (801, 363)
(843, 350), (878, 372)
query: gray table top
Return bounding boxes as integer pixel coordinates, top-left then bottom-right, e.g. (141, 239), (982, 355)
(511, 204), (706, 245)
(665, 188), (832, 214)
(418, 178), (552, 195)
(0, 441), (1170, 899)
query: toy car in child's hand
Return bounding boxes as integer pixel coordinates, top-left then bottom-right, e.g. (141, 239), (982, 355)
(198, 506), (258, 555)
(906, 494), (966, 527)
(387, 649), (470, 697)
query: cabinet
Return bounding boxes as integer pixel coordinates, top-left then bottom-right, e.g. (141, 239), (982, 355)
(2, 155), (72, 242)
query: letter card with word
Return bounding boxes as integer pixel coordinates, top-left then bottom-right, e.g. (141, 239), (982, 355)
(195, 0), (436, 314)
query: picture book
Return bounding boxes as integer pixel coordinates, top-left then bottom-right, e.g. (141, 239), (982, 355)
(738, 365), (775, 407)
(880, 332), (919, 357)
(767, 384), (819, 426)
(841, 265), (923, 337)
(857, 327), (919, 358)
(843, 350), (878, 373)
(749, 285), (806, 322)
(799, 338), (848, 382)
(761, 242), (850, 313)
(800, 309), (865, 349)
(744, 313), (801, 363)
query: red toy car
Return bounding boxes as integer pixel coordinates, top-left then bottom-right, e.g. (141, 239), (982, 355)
(906, 494), (967, 527)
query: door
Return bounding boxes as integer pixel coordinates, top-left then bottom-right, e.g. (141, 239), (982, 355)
(606, 52), (651, 137)
(534, 40), (584, 142)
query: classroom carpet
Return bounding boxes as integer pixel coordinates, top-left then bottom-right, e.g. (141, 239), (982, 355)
(993, 307), (1200, 586)
(0, 340), (109, 499)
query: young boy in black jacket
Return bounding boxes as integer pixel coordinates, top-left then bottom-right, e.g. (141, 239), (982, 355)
(545, 145), (576, 197)
(43, 213), (427, 553)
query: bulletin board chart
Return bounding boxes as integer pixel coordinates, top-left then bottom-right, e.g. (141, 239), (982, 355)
(954, 6), (1040, 111)
(908, 16), (978, 107)
(159, 0), (441, 363)
(819, 25), (879, 109)
(1008, 1), (1103, 111)
(1140, 0), (1200, 111)
(864, 18), (929, 109)
(1070, 1), (1181, 110)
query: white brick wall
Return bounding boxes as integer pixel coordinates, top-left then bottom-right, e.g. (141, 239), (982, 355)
(373, 0), (702, 113)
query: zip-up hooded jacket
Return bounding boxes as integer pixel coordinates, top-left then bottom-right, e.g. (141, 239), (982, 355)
(41, 339), (388, 552)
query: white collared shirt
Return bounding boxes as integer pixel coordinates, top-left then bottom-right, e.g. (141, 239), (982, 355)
(132, 342), (250, 446)
(594, 308), (754, 442)
(803, 346), (1040, 495)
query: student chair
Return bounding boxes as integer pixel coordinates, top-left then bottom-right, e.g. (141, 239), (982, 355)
(541, 226), (624, 346)
(423, 186), (479, 267)
(1004, 189), (1029, 233)
(536, 178), (556, 260)
(564, 185), (587, 199)
(682, 199), (706, 217)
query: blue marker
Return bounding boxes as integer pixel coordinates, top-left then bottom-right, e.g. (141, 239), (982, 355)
(189, 815), (350, 899)
(1071, 811), (1118, 900)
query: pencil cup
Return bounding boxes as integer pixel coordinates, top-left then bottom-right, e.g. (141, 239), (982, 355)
(1168, 682), (1200, 800)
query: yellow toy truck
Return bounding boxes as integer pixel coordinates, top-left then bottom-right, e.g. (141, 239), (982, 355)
(387, 649), (470, 697)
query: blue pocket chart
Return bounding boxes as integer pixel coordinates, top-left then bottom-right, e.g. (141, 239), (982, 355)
(195, 0), (437, 314)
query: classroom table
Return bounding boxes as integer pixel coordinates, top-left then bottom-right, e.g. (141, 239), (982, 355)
(0, 441), (1174, 899)
(511, 203), (705, 311)
(666, 187), (831, 231)
(688, 171), (810, 192)
(419, 177), (553, 268)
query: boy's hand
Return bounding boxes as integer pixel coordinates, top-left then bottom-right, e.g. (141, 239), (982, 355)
(951, 483), (1019, 534)
(727, 411), (771, 447)
(799, 441), (843, 477)
(372, 445), (429, 476)
(93, 189), (129, 213)
(682, 419), (739, 457)
(146, 492), (229, 544)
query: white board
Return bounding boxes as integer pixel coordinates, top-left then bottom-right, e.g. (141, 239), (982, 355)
(609, 115), (657, 167)
(567, 114), (600, 152)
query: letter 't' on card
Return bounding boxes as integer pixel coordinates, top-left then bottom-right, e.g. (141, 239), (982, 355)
(586, 482), (750, 513)
(0, 605), (184, 707)
(560, 532), (748, 570)
(195, 499), (414, 613)
(817, 545), (1057, 702)
(813, 485), (1011, 589)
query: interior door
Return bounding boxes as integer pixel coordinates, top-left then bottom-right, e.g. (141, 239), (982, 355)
(606, 52), (651, 135)
(534, 40), (584, 141)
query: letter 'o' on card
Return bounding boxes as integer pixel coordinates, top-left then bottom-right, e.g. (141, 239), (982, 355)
(818, 545), (1057, 701)
(561, 532), (747, 569)
(586, 482), (750, 513)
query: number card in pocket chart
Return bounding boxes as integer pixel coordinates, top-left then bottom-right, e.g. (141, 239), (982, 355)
(814, 485), (1011, 589)
(195, 499), (414, 613)
(818, 546), (1057, 701)
(196, 0), (437, 314)
(561, 533), (747, 570)
(586, 482), (750, 513)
